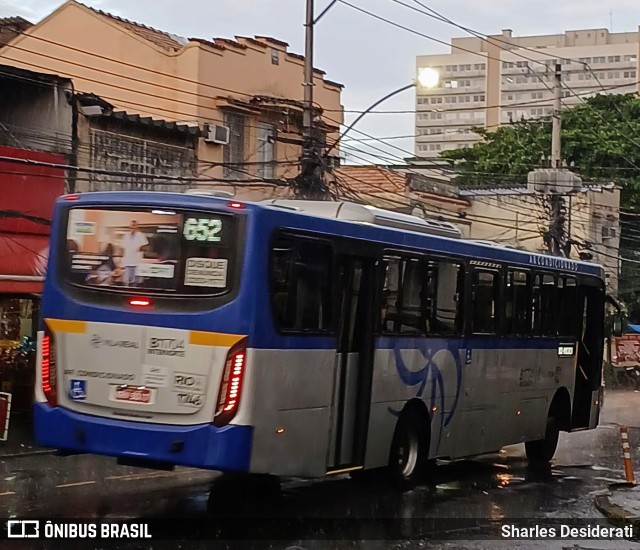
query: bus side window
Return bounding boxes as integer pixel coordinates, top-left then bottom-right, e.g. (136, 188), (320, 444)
(541, 274), (557, 336)
(558, 276), (578, 338)
(380, 256), (423, 335)
(430, 261), (463, 335)
(531, 274), (541, 334)
(399, 258), (422, 334)
(504, 270), (529, 335)
(381, 257), (400, 333)
(270, 237), (333, 332)
(531, 273), (557, 336)
(472, 270), (499, 334)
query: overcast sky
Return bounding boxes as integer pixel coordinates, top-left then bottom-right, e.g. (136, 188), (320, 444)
(2, 0), (640, 163)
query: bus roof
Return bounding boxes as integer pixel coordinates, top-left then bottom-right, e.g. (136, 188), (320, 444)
(57, 191), (605, 278)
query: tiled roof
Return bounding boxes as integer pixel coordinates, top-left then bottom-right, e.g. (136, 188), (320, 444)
(254, 36), (289, 48)
(334, 166), (406, 195)
(188, 37), (225, 51)
(235, 36), (269, 48)
(85, 4), (185, 51)
(0, 16), (32, 47)
(214, 38), (247, 50)
(0, 16), (32, 28)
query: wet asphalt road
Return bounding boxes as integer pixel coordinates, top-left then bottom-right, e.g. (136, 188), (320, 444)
(1, 390), (640, 549)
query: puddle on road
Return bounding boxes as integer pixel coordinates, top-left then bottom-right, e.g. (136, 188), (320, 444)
(591, 465), (622, 473)
(594, 476), (626, 483)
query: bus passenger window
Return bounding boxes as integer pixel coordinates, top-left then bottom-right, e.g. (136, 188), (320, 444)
(270, 238), (333, 332)
(430, 261), (463, 335)
(399, 259), (422, 334)
(380, 257), (423, 334)
(531, 273), (557, 336)
(558, 276), (578, 337)
(381, 258), (400, 332)
(541, 274), (557, 336)
(472, 271), (499, 334)
(505, 270), (529, 335)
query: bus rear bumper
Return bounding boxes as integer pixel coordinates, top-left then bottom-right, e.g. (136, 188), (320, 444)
(33, 403), (253, 472)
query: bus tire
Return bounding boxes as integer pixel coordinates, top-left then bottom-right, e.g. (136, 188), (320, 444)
(525, 414), (560, 464)
(388, 408), (428, 490)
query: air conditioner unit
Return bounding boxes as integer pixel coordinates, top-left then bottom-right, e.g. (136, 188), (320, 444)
(204, 124), (230, 145)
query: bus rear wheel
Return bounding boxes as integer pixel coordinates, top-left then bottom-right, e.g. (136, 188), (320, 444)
(388, 409), (428, 490)
(525, 414), (560, 464)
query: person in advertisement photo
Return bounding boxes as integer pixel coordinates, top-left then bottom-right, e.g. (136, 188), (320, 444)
(84, 243), (121, 286)
(120, 220), (149, 287)
(66, 209), (181, 291)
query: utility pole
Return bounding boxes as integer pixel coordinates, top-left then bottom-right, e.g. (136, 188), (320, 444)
(296, 0), (329, 200)
(551, 63), (562, 169)
(527, 63), (581, 257)
(302, 0), (314, 150)
(548, 63), (566, 256)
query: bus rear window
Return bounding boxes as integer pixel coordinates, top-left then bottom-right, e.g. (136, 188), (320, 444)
(64, 208), (238, 295)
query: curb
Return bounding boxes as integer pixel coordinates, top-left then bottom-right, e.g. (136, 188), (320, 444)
(594, 494), (640, 530)
(0, 449), (53, 460)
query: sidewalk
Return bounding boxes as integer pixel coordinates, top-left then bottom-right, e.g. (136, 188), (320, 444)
(594, 484), (640, 530)
(0, 410), (50, 458)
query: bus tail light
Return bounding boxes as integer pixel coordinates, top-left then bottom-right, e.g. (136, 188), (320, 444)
(214, 339), (247, 427)
(128, 297), (152, 308)
(41, 326), (58, 407)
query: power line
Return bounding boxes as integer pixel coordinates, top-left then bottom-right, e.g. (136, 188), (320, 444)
(340, 138), (627, 246)
(2, 31), (342, 133)
(6, 20), (640, 164)
(0, 155), (290, 186)
(394, 0), (587, 68)
(338, 0), (533, 67)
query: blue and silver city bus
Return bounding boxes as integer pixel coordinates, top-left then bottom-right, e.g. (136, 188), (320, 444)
(34, 192), (606, 487)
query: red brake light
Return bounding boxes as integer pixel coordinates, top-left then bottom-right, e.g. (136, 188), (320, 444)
(41, 329), (58, 407)
(64, 194), (80, 201)
(128, 297), (152, 308)
(227, 201), (244, 210)
(214, 340), (247, 427)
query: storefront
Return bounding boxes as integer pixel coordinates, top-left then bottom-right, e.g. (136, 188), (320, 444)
(0, 145), (65, 441)
(0, 296), (38, 411)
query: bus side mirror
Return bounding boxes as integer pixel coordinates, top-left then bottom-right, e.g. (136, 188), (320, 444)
(606, 295), (624, 337)
(612, 314), (623, 338)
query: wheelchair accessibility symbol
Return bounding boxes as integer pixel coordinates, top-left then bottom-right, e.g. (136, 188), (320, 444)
(69, 379), (87, 400)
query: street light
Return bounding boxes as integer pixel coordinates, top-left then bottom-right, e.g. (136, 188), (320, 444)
(326, 68), (440, 157)
(417, 67), (440, 89)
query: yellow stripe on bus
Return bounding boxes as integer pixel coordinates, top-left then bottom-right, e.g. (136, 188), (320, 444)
(189, 331), (245, 348)
(45, 319), (87, 334)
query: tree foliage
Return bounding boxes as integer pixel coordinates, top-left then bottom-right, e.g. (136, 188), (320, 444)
(440, 93), (640, 208)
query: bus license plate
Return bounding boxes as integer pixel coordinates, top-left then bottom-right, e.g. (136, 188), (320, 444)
(111, 386), (154, 405)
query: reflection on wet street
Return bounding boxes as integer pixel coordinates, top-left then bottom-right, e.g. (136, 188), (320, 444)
(2, 390), (640, 549)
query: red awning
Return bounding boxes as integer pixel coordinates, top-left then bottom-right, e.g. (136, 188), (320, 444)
(0, 234), (48, 294)
(0, 145), (65, 295)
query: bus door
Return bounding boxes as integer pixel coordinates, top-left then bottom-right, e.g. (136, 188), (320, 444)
(327, 255), (376, 472)
(571, 280), (605, 430)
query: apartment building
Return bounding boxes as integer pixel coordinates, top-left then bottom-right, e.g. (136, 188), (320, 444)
(416, 28), (640, 156)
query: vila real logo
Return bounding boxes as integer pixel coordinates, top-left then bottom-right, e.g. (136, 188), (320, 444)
(90, 334), (139, 349)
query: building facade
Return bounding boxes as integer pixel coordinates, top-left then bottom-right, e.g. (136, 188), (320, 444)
(0, 65), (69, 417)
(0, 1), (344, 197)
(415, 28), (640, 155)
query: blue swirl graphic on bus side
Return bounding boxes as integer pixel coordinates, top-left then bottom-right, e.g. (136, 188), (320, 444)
(389, 343), (463, 450)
